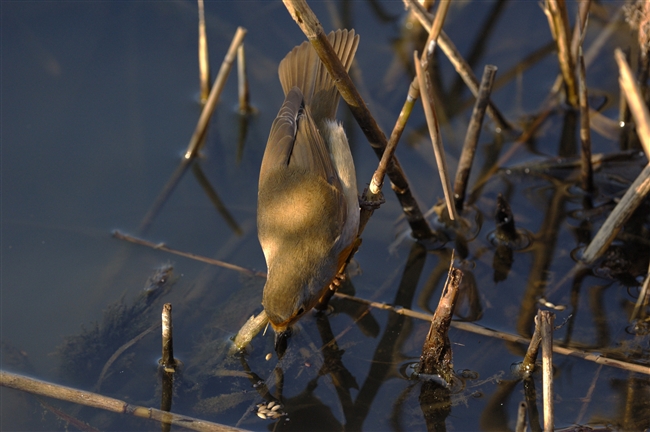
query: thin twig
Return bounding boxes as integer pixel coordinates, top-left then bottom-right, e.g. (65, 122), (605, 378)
(581, 163), (650, 263)
(112, 230), (266, 278)
(282, 0), (434, 239)
(414, 51), (457, 221)
(615, 48), (650, 158)
(454, 65), (497, 211)
(540, 310), (554, 432)
(0, 371), (246, 432)
(197, 0), (210, 104)
(185, 27), (247, 160)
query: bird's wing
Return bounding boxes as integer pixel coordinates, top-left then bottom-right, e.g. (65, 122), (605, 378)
(260, 87), (341, 191)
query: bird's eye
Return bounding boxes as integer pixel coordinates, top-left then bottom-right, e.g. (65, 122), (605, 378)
(297, 307), (305, 315)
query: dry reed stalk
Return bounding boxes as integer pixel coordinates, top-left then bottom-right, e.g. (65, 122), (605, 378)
(0, 371), (245, 432)
(197, 0), (210, 104)
(358, 80), (420, 235)
(545, 0), (578, 107)
(418, 256), (462, 382)
(237, 44), (252, 114)
(404, 0), (512, 131)
(414, 54), (458, 222)
(282, 0), (434, 240)
(578, 48), (594, 191)
(581, 152), (650, 264)
(521, 314), (542, 374)
(161, 303), (176, 372)
(185, 27), (247, 160)
(540, 310), (554, 432)
(454, 65), (497, 211)
(615, 48), (650, 158)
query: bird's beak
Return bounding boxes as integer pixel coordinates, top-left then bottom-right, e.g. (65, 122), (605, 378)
(274, 327), (292, 358)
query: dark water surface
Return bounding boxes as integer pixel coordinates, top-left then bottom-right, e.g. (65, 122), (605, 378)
(2, 1), (649, 430)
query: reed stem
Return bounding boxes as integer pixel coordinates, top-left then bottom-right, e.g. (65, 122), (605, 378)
(185, 27), (247, 160)
(454, 65), (497, 210)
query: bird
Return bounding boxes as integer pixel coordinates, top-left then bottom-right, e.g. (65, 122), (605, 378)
(257, 29), (360, 352)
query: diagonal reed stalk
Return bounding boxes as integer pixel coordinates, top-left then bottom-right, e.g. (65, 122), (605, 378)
(281, 0), (435, 240)
(185, 27), (247, 160)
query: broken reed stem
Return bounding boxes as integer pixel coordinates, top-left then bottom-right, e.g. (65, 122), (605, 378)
(237, 44), (252, 114)
(521, 314), (543, 374)
(414, 52), (458, 222)
(185, 27), (247, 160)
(419, 256), (462, 382)
(581, 163), (650, 264)
(197, 0), (210, 104)
(359, 81), (420, 234)
(515, 401), (528, 432)
(545, 0), (578, 107)
(0, 371), (245, 432)
(454, 65), (497, 211)
(540, 310), (554, 432)
(578, 47), (594, 191)
(112, 230), (266, 278)
(282, 0), (434, 240)
(630, 260), (650, 322)
(615, 48), (650, 158)
(161, 303), (176, 372)
(404, 0), (513, 132)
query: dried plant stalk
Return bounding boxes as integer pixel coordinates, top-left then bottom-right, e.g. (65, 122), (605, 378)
(237, 44), (251, 114)
(582, 155), (650, 264)
(282, 0), (434, 239)
(0, 371), (245, 431)
(521, 314), (543, 374)
(615, 48), (650, 158)
(185, 27), (247, 160)
(540, 310), (555, 431)
(197, 0), (210, 104)
(161, 303), (176, 372)
(414, 52), (458, 221)
(418, 258), (463, 383)
(545, 0), (578, 106)
(454, 65), (497, 210)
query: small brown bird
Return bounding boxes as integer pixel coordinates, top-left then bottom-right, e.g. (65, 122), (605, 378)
(257, 29), (360, 350)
